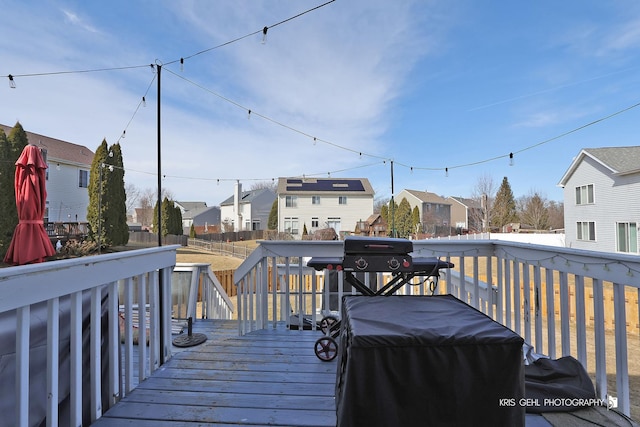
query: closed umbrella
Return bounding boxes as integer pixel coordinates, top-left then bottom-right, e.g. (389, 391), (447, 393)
(3, 144), (55, 265)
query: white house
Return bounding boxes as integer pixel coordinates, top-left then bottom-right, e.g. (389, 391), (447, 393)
(558, 146), (640, 253)
(219, 182), (276, 232)
(276, 177), (374, 239)
(1, 124), (94, 223)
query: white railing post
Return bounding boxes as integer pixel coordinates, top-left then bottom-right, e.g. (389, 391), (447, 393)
(46, 298), (59, 427)
(613, 281), (630, 416)
(16, 306), (29, 427)
(70, 291), (82, 427)
(108, 281), (120, 407)
(90, 286), (103, 421)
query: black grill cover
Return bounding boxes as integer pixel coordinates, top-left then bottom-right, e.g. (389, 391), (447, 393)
(336, 295), (525, 427)
(343, 236), (413, 255)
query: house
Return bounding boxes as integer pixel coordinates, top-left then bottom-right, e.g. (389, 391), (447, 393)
(395, 189), (452, 235)
(354, 213), (388, 237)
(447, 196), (483, 233)
(219, 182), (276, 231)
(558, 146), (640, 253)
(180, 204), (221, 235)
(277, 177), (374, 239)
(1, 124), (94, 223)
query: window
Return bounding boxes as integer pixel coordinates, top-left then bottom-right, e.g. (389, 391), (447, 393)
(575, 184), (594, 205)
(284, 217), (299, 235)
(338, 196), (347, 205)
(617, 222), (638, 253)
(285, 195), (297, 208)
(312, 196), (321, 205)
(576, 221), (595, 241)
(79, 170), (89, 188)
(311, 217), (319, 228)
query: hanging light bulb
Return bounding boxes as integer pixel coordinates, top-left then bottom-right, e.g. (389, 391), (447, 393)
(509, 152), (514, 166)
(150, 64), (156, 73)
(445, 167), (449, 177)
(142, 96), (146, 107)
(8, 74), (16, 88)
(262, 26), (268, 44)
(121, 130), (126, 139)
(180, 58), (184, 72)
(313, 137), (317, 145)
(247, 109), (251, 119)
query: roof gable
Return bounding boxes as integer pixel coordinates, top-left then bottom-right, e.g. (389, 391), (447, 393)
(558, 146), (640, 187)
(219, 188), (275, 206)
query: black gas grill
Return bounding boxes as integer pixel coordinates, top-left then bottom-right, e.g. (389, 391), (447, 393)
(307, 236), (454, 361)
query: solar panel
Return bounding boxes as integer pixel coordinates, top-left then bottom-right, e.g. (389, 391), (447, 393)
(285, 179), (365, 192)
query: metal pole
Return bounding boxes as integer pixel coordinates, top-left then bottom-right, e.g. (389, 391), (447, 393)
(390, 160), (395, 238)
(156, 63), (165, 365)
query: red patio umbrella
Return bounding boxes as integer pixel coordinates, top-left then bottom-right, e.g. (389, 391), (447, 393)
(3, 144), (56, 265)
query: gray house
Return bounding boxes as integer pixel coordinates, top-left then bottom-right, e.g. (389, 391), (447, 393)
(175, 201), (221, 235)
(395, 189), (451, 235)
(558, 146), (640, 253)
(219, 185), (276, 231)
(447, 196), (483, 233)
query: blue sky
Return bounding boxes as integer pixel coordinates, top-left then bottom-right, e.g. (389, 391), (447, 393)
(2, 1), (640, 207)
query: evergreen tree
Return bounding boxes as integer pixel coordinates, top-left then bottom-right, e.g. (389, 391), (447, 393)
(411, 206), (421, 234)
(8, 122), (29, 160)
(87, 140), (109, 248)
(172, 204), (183, 235)
(267, 198), (278, 230)
(189, 224), (196, 238)
(107, 143), (129, 246)
(491, 177), (518, 230)
(380, 204), (389, 224)
(396, 198), (412, 237)
(302, 223), (308, 236)
(1, 123), (30, 251)
(0, 128), (13, 257)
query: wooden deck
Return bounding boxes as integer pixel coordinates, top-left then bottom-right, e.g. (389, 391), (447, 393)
(92, 320), (637, 427)
(92, 320), (337, 426)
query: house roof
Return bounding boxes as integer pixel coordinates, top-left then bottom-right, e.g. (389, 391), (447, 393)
(448, 196), (481, 209)
(182, 205), (220, 220)
(558, 146), (640, 187)
(219, 188), (275, 206)
(175, 201), (208, 211)
(400, 189), (449, 205)
(1, 123), (94, 166)
(277, 178), (374, 195)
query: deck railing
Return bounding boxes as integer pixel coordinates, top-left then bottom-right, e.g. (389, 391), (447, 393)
(234, 239), (640, 417)
(0, 245), (179, 427)
(172, 263), (234, 321)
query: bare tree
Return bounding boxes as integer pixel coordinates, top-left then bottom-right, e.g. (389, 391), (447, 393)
(250, 180), (278, 192)
(470, 173), (496, 232)
(125, 183), (140, 215)
(519, 191), (549, 230)
(547, 200), (565, 230)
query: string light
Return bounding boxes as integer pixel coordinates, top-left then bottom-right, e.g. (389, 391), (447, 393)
(142, 96), (146, 107)
(247, 109), (251, 119)
(262, 26), (268, 44)
(180, 58), (184, 72)
(509, 152), (514, 166)
(8, 74), (15, 88)
(445, 167), (448, 177)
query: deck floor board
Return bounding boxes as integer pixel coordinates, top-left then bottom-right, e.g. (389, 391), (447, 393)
(93, 320), (337, 427)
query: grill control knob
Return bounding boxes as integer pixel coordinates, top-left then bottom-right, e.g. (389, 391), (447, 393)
(402, 259), (410, 268)
(388, 257), (400, 270)
(355, 257), (368, 270)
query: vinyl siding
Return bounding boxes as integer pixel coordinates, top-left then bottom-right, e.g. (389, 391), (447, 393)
(278, 193), (373, 239)
(563, 156), (640, 253)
